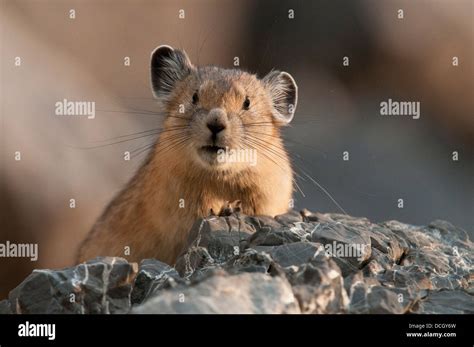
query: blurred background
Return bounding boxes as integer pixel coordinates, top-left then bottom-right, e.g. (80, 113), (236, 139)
(1, 0), (473, 298)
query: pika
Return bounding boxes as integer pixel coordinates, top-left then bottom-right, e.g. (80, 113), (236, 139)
(77, 45), (298, 265)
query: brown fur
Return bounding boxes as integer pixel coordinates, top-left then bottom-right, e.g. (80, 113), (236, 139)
(77, 49), (296, 265)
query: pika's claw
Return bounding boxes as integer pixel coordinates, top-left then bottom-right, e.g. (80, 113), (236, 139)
(217, 200), (242, 216)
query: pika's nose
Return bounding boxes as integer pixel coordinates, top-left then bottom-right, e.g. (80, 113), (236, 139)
(206, 108), (227, 140)
(207, 122), (226, 135)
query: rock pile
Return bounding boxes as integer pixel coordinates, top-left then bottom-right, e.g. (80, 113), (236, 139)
(1, 210), (472, 314)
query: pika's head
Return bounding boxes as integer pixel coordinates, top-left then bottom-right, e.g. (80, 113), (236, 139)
(150, 45), (297, 171)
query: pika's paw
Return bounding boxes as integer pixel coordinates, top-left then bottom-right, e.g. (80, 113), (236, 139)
(210, 200), (242, 217)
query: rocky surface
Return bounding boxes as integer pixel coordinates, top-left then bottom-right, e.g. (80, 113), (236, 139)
(1, 210), (472, 314)
(0, 257), (137, 314)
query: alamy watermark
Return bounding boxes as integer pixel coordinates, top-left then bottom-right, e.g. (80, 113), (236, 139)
(318, 241), (369, 261)
(55, 98), (95, 119)
(18, 321), (55, 341)
(0, 241), (38, 261)
(217, 146), (257, 166)
(380, 98), (420, 119)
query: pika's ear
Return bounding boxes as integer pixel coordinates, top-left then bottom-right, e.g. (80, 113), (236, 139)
(150, 45), (193, 98)
(263, 70), (298, 124)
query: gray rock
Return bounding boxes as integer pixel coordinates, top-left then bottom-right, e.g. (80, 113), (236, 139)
(368, 224), (408, 263)
(286, 253), (349, 313)
(175, 216), (253, 277)
(377, 265), (434, 291)
(365, 248), (393, 273)
(247, 224), (308, 246)
(309, 217), (372, 275)
(131, 259), (182, 304)
(3, 210), (472, 315)
(243, 214), (283, 232)
(428, 220), (470, 243)
(7, 257), (137, 314)
(412, 290), (474, 314)
(267, 242), (322, 268)
(274, 210), (304, 226)
(132, 272), (300, 314)
(347, 277), (413, 314)
(225, 248), (274, 273)
(0, 299), (13, 314)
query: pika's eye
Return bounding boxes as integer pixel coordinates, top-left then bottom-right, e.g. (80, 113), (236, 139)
(192, 92), (199, 104)
(243, 97), (250, 110)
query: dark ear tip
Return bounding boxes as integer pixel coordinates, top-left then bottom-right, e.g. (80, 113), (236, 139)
(150, 45), (193, 99)
(263, 70), (298, 124)
(282, 71), (297, 95)
(280, 72), (297, 89)
(151, 45), (174, 63)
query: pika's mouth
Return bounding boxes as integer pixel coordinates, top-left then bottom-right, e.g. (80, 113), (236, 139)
(200, 145), (225, 154)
